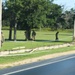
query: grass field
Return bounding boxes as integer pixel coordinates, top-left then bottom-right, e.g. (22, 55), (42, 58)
(0, 29), (75, 65)
(0, 30), (73, 51)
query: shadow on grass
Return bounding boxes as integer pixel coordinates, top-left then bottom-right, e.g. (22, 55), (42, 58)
(5, 39), (26, 41)
(35, 39), (72, 43)
(5, 39), (72, 43)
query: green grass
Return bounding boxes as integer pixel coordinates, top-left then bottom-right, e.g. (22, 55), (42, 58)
(0, 45), (75, 64)
(0, 30), (73, 51)
(0, 29), (74, 65)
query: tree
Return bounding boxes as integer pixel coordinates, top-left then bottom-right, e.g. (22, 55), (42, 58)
(5, 0), (65, 40)
(19, 0), (52, 40)
(5, 0), (63, 40)
(5, 0), (53, 40)
(6, 0), (23, 41)
(63, 9), (74, 29)
(47, 4), (63, 30)
(2, 2), (12, 40)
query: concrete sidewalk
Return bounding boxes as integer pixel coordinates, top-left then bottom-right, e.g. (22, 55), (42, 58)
(0, 43), (73, 57)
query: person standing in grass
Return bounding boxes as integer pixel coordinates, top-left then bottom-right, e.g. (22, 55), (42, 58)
(32, 30), (36, 41)
(1, 32), (4, 46)
(55, 31), (59, 41)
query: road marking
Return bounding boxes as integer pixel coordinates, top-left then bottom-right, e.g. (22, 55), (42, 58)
(3, 55), (75, 75)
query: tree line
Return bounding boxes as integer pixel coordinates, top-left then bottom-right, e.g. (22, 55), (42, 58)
(2, 0), (75, 40)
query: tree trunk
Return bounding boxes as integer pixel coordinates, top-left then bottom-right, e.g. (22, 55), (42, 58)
(26, 29), (31, 40)
(9, 20), (13, 40)
(14, 21), (17, 41)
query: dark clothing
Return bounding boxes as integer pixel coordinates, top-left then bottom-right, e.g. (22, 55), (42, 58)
(32, 30), (36, 40)
(55, 31), (59, 41)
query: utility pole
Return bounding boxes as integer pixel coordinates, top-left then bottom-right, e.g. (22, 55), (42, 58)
(0, 0), (2, 48)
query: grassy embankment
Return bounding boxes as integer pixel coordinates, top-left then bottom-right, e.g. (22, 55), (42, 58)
(0, 29), (75, 64)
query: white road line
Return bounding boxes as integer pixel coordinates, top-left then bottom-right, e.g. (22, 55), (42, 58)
(3, 55), (75, 75)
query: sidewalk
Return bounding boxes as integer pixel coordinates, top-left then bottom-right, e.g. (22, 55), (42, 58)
(0, 43), (74, 57)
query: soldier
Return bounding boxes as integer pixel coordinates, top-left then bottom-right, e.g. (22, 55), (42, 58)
(32, 30), (36, 41)
(1, 32), (4, 46)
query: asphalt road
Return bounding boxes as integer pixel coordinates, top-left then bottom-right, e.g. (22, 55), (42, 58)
(0, 54), (75, 75)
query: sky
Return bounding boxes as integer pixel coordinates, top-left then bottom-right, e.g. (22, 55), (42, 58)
(53, 0), (75, 10)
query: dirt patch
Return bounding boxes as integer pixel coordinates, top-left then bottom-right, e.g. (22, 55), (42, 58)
(0, 50), (75, 69)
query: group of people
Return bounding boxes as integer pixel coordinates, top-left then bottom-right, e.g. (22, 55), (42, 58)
(24, 30), (59, 41)
(1, 31), (59, 47)
(31, 31), (59, 41)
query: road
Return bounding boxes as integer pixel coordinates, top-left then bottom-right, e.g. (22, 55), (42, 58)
(0, 54), (75, 75)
